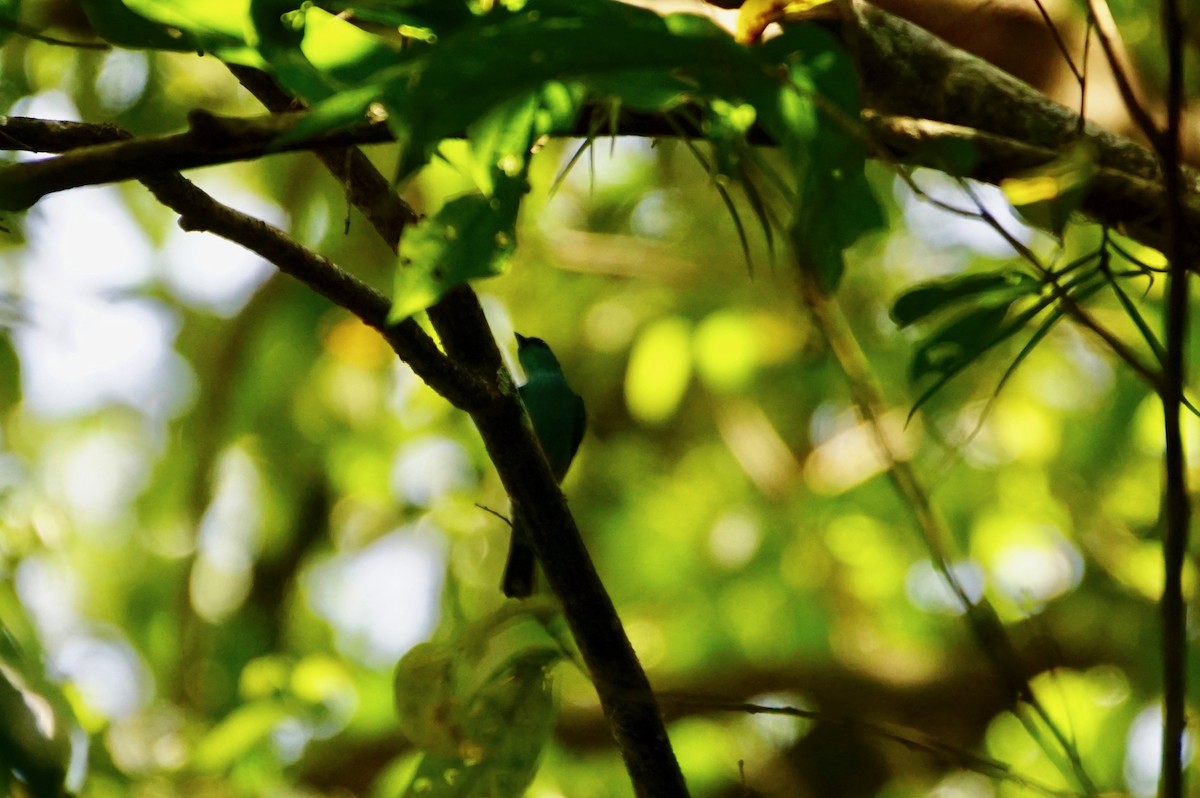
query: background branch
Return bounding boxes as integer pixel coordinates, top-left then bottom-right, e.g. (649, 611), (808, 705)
(1154, 0), (1190, 790)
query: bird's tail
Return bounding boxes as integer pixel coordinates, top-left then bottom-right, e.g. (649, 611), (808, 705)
(502, 517), (536, 598)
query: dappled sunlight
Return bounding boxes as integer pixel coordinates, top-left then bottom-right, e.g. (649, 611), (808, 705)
(191, 446), (263, 622)
(802, 408), (918, 494)
(305, 526), (446, 667)
(0, 3), (1189, 793)
(904, 560), (984, 615)
(895, 169), (1044, 259)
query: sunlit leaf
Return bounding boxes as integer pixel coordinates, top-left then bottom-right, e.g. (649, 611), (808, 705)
(295, 5), (400, 91)
(402, 656), (557, 798)
(75, 0), (205, 50)
(625, 318), (693, 424)
(0, 0), (21, 48)
(1001, 142), (1097, 237)
(467, 94), (541, 197)
(0, 332), (19, 415)
(392, 86), (583, 317)
(119, 0), (261, 62)
(377, 0), (767, 182)
(706, 99), (758, 178)
(276, 84), (384, 147)
(322, 0), (476, 37)
(392, 194), (516, 320)
(254, 1), (400, 101)
(759, 27), (883, 292)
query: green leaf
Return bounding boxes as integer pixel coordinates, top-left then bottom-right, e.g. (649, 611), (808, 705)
(1105, 270), (1166, 365)
(120, 0), (262, 62)
(467, 93), (541, 197)
(392, 194), (517, 320)
(1001, 142), (1097, 237)
(759, 27), (883, 292)
(909, 302), (1015, 386)
(587, 71), (693, 112)
(891, 271), (1041, 328)
(0, 0), (21, 48)
(392, 85), (582, 318)
(323, 0), (476, 37)
(394, 605), (566, 796)
(902, 275), (1100, 418)
(276, 84), (384, 147)
(248, 0), (336, 101)
(298, 6), (400, 87)
(74, 0), (205, 51)
(706, 99), (759, 177)
(375, 0), (769, 182)
(401, 655), (557, 798)
(992, 278), (1103, 398)
(0, 332), (19, 416)
(394, 642), (462, 757)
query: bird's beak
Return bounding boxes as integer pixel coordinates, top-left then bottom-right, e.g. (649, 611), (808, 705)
(515, 332), (529, 346)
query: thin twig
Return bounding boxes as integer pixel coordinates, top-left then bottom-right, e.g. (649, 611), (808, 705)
(1030, 0), (1083, 84)
(954, 178), (1163, 391)
(1078, 0), (1162, 145)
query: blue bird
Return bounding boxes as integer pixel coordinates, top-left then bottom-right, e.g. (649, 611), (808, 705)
(503, 333), (586, 598)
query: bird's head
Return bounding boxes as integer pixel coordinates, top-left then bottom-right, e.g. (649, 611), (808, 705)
(515, 333), (562, 372)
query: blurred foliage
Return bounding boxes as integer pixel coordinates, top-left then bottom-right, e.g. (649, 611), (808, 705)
(0, 0), (1194, 797)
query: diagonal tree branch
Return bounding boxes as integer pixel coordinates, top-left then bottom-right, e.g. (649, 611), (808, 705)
(228, 66), (691, 798)
(124, 159), (484, 412)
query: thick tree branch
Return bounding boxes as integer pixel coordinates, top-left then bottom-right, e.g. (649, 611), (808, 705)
(3, 115), (463, 405)
(100, 142), (484, 411)
(147, 173), (487, 411)
(225, 63), (417, 250)
(427, 287), (690, 798)
(0, 110), (391, 211)
(865, 112), (1195, 260)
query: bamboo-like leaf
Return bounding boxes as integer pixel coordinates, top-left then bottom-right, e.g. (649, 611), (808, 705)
(1105, 271), (1166, 365)
(666, 112), (756, 272)
(892, 271), (1040, 329)
(739, 163), (777, 259)
(908, 299), (1049, 419)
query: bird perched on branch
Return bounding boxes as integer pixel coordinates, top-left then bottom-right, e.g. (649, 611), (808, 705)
(502, 333), (587, 598)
